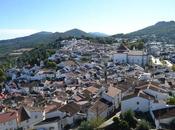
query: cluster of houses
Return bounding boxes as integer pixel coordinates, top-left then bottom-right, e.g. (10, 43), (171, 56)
(0, 39), (175, 130)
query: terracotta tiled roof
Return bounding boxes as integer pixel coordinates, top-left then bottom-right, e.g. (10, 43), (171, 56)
(122, 91), (155, 101)
(44, 104), (61, 113)
(89, 100), (108, 114)
(106, 86), (121, 97)
(136, 82), (167, 93)
(0, 112), (17, 123)
(59, 102), (80, 116)
(83, 86), (99, 94)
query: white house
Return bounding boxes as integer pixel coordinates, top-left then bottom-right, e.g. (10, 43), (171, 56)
(102, 85), (122, 109)
(121, 91), (154, 112)
(112, 44), (148, 66)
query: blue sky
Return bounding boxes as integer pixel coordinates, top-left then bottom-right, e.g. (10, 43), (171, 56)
(0, 0), (175, 40)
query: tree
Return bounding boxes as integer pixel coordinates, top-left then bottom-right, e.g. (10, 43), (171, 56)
(113, 117), (120, 125)
(119, 120), (130, 130)
(89, 118), (105, 128)
(167, 97), (175, 105)
(120, 110), (137, 128)
(135, 120), (150, 130)
(111, 117), (129, 130)
(78, 121), (93, 130)
(46, 61), (57, 69)
(172, 64), (175, 72)
(0, 68), (6, 83)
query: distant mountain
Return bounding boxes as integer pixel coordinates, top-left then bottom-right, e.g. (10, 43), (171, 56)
(89, 32), (108, 37)
(64, 28), (92, 37)
(112, 21), (175, 43)
(126, 21), (175, 37)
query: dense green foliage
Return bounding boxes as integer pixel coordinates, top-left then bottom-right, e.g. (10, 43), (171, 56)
(0, 68), (6, 83)
(0, 55), (15, 83)
(89, 118), (105, 128)
(78, 121), (93, 130)
(45, 61), (57, 69)
(78, 118), (105, 130)
(16, 47), (55, 67)
(124, 40), (144, 50)
(135, 120), (150, 130)
(112, 117), (130, 130)
(167, 97), (175, 105)
(120, 110), (137, 128)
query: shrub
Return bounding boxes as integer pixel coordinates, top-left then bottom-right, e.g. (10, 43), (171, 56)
(135, 120), (150, 130)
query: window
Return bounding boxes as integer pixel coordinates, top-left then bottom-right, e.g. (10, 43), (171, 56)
(137, 101), (139, 105)
(35, 115), (38, 119)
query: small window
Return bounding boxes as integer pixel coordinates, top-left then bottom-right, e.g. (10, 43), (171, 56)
(35, 115), (38, 119)
(137, 101), (139, 105)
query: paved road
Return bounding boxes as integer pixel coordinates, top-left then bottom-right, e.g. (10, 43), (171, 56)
(98, 111), (121, 129)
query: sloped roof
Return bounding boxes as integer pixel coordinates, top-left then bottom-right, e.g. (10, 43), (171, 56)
(89, 99), (109, 114)
(35, 116), (60, 126)
(153, 106), (175, 119)
(18, 107), (30, 122)
(117, 44), (129, 52)
(59, 102), (80, 116)
(122, 90), (155, 101)
(0, 112), (17, 123)
(106, 86), (121, 97)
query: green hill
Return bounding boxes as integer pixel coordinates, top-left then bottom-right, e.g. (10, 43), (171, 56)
(112, 21), (175, 43)
(0, 29), (94, 56)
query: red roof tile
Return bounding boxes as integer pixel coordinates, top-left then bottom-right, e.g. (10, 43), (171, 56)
(0, 112), (17, 123)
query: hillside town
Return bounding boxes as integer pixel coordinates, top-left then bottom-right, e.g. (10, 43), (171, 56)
(0, 39), (175, 130)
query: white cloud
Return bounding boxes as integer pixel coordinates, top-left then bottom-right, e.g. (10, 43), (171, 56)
(0, 29), (39, 40)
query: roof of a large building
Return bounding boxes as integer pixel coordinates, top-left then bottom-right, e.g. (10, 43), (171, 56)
(127, 51), (146, 56)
